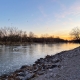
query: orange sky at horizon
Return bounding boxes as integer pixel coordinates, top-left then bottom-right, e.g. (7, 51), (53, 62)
(36, 32), (72, 40)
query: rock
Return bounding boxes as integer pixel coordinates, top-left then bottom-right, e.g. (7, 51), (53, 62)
(49, 69), (53, 72)
(50, 72), (53, 77)
(50, 65), (57, 68)
(35, 58), (44, 64)
(37, 71), (45, 75)
(24, 71), (29, 75)
(22, 73), (34, 80)
(45, 55), (51, 58)
(16, 76), (24, 80)
(15, 69), (24, 73)
(0, 74), (8, 78)
(33, 66), (38, 72)
(54, 59), (60, 63)
(16, 72), (26, 76)
(20, 65), (28, 69)
(57, 65), (61, 68)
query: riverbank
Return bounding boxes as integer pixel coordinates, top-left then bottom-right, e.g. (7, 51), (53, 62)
(0, 46), (80, 80)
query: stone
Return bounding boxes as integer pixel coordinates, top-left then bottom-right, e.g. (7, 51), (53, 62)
(16, 76), (24, 80)
(17, 72), (26, 76)
(49, 69), (53, 72)
(37, 71), (44, 75)
(54, 59), (60, 63)
(22, 73), (34, 80)
(20, 65), (28, 69)
(50, 65), (57, 68)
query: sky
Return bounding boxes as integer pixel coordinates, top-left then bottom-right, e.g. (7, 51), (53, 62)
(0, 0), (80, 40)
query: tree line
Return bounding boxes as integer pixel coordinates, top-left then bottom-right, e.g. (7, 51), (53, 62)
(0, 26), (79, 44)
(0, 27), (67, 44)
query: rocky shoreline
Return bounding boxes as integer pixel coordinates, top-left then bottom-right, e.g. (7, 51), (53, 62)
(0, 46), (80, 80)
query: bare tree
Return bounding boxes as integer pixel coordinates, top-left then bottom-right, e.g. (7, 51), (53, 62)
(70, 27), (80, 40)
(22, 31), (27, 42)
(29, 32), (34, 38)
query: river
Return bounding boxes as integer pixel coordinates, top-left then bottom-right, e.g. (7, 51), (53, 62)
(0, 43), (80, 76)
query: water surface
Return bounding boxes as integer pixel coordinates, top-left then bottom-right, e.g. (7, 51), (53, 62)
(0, 43), (80, 75)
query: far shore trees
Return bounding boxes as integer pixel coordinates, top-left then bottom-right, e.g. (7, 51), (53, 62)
(0, 27), (67, 44)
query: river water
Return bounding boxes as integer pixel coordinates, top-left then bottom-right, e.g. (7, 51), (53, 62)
(0, 43), (80, 76)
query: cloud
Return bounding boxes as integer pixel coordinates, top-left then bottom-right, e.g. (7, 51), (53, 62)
(70, 1), (80, 15)
(55, 0), (80, 19)
(38, 6), (47, 17)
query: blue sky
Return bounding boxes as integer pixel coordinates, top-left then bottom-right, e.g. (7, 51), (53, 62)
(0, 0), (80, 39)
